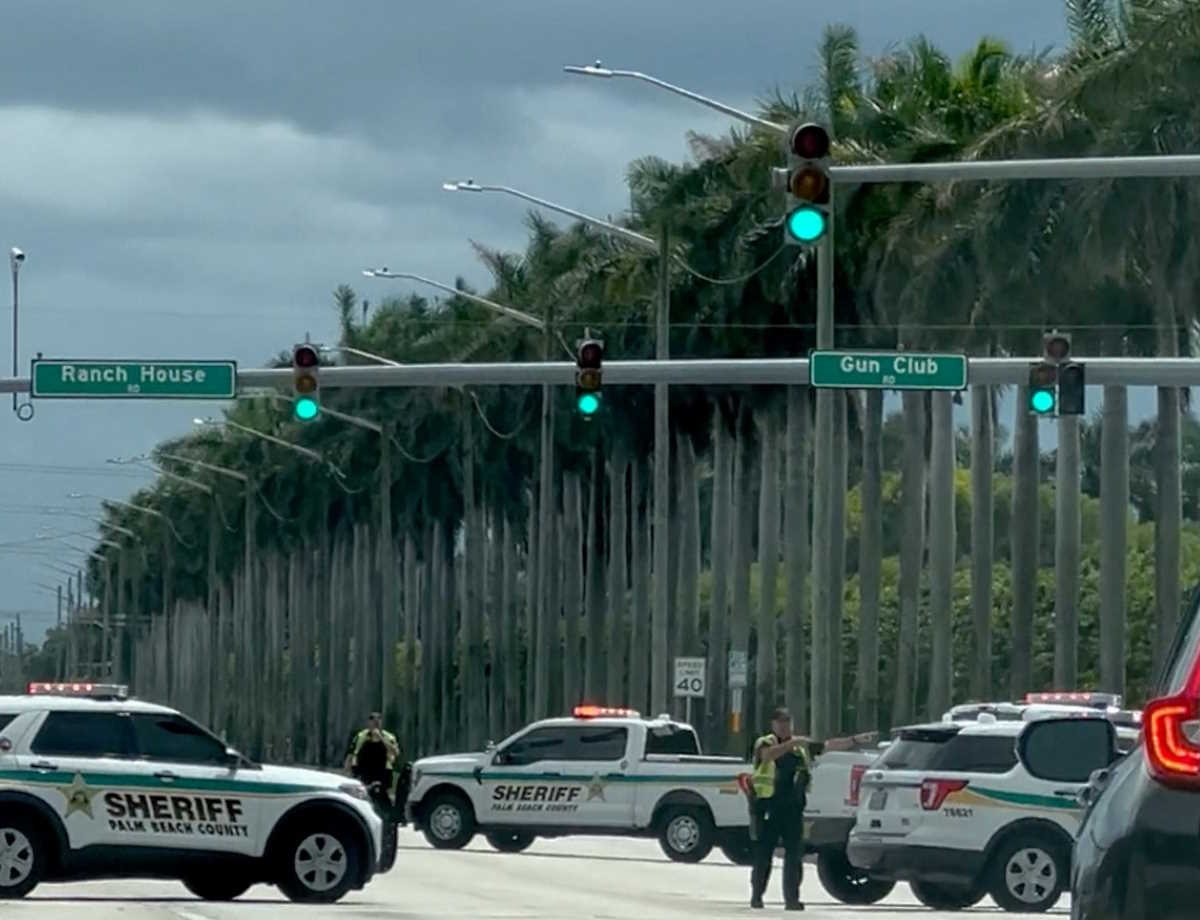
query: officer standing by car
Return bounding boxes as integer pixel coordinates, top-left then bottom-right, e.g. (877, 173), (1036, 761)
(749, 707), (812, 910)
(345, 712), (405, 869)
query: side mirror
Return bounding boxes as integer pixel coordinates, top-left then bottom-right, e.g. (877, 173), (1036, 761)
(485, 740), (496, 752)
(1018, 716), (1117, 783)
(222, 747), (242, 768)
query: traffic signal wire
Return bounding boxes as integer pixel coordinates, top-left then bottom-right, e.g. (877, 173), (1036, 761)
(464, 388), (531, 441)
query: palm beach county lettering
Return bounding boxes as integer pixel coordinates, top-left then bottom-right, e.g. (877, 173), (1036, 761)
(104, 792), (249, 837)
(490, 784), (582, 813)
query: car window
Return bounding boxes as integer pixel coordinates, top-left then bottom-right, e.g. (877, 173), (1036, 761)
(1161, 591), (1200, 695)
(935, 735), (1018, 773)
(877, 728), (959, 769)
(500, 728), (570, 766)
(645, 727), (701, 756)
(130, 713), (228, 764)
(32, 712), (130, 757)
(0, 714), (15, 732)
(569, 726), (628, 761)
(1021, 719), (1115, 782)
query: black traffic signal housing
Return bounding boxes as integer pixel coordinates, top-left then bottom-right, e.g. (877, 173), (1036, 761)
(292, 343), (320, 421)
(783, 123), (831, 246)
(575, 338), (603, 418)
(1057, 361), (1085, 416)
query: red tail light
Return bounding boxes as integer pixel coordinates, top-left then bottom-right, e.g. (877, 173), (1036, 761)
(919, 779), (967, 810)
(1144, 641), (1200, 786)
(848, 764), (867, 806)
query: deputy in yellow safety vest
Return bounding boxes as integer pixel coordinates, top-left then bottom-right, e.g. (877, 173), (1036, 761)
(748, 707), (811, 911)
(344, 712), (401, 802)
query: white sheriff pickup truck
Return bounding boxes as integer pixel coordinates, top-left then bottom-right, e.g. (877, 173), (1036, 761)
(405, 706), (893, 904)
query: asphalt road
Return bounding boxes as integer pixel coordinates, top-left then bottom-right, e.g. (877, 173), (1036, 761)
(7, 831), (1069, 918)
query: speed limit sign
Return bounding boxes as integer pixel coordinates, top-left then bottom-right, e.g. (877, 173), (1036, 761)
(673, 657), (706, 698)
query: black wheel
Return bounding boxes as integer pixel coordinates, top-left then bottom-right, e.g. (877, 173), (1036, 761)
(656, 805), (715, 863)
(485, 831), (536, 853)
(987, 834), (1068, 913)
(719, 833), (755, 866)
(421, 792), (476, 850)
(182, 874), (253, 901)
(378, 821), (399, 872)
(0, 816), (44, 899)
(910, 879), (985, 910)
(816, 849), (896, 905)
(276, 821), (363, 904)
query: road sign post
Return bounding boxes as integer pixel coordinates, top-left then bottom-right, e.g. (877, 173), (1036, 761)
(673, 656), (706, 724)
(30, 360), (237, 399)
(809, 350), (968, 391)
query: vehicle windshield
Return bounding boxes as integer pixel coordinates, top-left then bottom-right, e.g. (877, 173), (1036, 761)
(877, 728), (960, 769)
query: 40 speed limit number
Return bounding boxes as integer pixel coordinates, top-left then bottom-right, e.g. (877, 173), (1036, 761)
(673, 657), (706, 698)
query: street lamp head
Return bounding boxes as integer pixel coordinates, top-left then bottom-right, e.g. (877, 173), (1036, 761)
(443, 180), (482, 193)
(192, 417), (218, 427)
(9, 247), (25, 271)
(564, 61), (613, 78)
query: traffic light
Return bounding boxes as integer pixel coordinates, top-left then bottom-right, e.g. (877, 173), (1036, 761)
(1028, 361), (1057, 416)
(1058, 361), (1086, 416)
(784, 123), (831, 246)
(575, 338), (603, 417)
(292, 343), (320, 421)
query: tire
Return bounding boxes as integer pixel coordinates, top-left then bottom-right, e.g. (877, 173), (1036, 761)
(719, 834), (755, 866)
(182, 874), (253, 901)
(485, 831), (536, 853)
(656, 805), (714, 863)
(276, 820), (364, 904)
(0, 816), (44, 899)
(987, 833), (1068, 913)
(421, 792), (476, 850)
(816, 849), (895, 905)
(910, 879), (985, 910)
(378, 821), (399, 872)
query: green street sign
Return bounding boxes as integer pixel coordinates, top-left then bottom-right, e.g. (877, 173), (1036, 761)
(809, 350), (968, 391)
(31, 359), (238, 400)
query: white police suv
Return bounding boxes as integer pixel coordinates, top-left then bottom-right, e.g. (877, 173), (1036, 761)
(847, 704), (1140, 913)
(0, 682), (383, 902)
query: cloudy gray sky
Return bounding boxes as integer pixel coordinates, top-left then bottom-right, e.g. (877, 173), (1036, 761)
(0, 1), (1098, 638)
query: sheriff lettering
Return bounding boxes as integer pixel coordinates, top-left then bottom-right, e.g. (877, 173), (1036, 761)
(103, 792), (249, 837)
(490, 784), (582, 812)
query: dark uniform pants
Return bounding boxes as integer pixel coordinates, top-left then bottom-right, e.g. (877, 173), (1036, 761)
(750, 799), (803, 905)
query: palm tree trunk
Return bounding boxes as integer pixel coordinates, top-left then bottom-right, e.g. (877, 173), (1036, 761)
(607, 447), (630, 700)
(856, 390), (882, 730)
(1155, 317), (1183, 673)
(419, 522), (436, 755)
(524, 491), (538, 723)
(730, 405), (756, 751)
(708, 409), (733, 749)
(562, 472), (584, 710)
(811, 386), (833, 739)
(784, 389), (811, 734)
(969, 385), (994, 700)
(585, 447), (607, 698)
(502, 517), (519, 733)
(403, 532), (418, 752)
(928, 391), (955, 717)
(757, 406), (781, 720)
(1010, 387), (1039, 697)
(1099, 385), (1128, 695)
(463, 419), (485, 748)
(829, 393), (848, 731)
(679, 434), (702, 661)
(487, 505), (504, 742)
(630, 457), (651, 716)
(1054, 415), (1082, 687)
(534, 388), (556, 721)
(893, 390), (926, 727)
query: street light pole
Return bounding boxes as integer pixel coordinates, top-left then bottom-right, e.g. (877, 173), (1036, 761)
(9, 247), (31, 421)
(443, 179), (674, 713)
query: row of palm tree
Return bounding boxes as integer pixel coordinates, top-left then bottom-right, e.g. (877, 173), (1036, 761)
(62, 0), (1200, 761)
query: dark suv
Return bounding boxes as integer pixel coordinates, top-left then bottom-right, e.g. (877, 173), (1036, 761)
(1070, 589), (1200, 920)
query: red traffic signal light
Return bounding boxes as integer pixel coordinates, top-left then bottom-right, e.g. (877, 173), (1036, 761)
(790, 123), (830, 160)
(578, 340), (603, 369)
(293, 344), (320, 368)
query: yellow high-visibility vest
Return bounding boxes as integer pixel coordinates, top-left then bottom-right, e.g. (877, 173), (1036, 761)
(751, 733), (811, 799)
(351, 729), (399, 770)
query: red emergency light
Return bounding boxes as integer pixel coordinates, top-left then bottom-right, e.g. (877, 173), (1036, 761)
(1024, 691), (1121, 708)
(27, 681), (128, 700)
(572, 705), (640, 719)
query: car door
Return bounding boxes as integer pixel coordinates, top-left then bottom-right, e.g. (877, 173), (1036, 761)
(560, 724), (635, 827)
(1016, 716), (1118, 835)
(126, 711), (259, 856)
(14, 710), (144, 851)
(483, 726), (579, 827)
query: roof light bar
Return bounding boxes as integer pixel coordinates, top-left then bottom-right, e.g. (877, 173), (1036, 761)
(27, 681), (129, 700)
(572, 705), (640, 719)
(1024, 691), (1122, 708)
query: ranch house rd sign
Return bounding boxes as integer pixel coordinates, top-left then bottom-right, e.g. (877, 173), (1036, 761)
(808, 350), (968, 391)
(31, 359), (238, 400)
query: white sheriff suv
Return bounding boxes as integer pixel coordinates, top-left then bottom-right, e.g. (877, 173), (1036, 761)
(0, 682), (383, 902)
(847, 699), (1140, 913)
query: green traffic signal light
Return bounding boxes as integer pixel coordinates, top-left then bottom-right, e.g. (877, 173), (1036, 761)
(294, 397), (319, 421)
(1029, 389), (1055, 414)
(577, 392), (601, 416)
(786, 206), (827, 243)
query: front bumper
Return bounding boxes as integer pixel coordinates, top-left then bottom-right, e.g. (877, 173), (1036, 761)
(847, 833), (984, 887)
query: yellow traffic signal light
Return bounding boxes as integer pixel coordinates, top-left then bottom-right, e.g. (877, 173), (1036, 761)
(292, 344), (320, 420)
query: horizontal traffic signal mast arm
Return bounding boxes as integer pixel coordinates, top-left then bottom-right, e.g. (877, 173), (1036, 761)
(830, 154), (1200, 184)
(8, 356), (1200, 391)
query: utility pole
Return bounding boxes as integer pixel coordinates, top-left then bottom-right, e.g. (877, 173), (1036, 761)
(380, 420), (395, 723)
(534, 301), (555, 719)
(651, 226), (671, 714)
